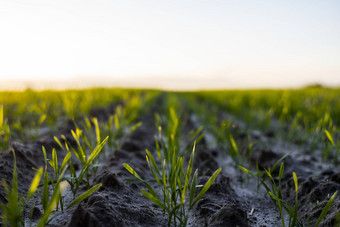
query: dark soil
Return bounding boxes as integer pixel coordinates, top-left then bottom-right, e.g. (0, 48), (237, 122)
(0, 100), (339, 227)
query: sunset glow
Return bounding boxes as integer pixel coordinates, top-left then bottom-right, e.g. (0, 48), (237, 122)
(0, 0), (339, 90)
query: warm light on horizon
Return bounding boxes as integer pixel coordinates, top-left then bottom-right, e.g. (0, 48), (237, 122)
(0, 0), (339, 90)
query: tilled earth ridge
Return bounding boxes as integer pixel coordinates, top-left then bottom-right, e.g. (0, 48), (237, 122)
(1, 98), (340, 226)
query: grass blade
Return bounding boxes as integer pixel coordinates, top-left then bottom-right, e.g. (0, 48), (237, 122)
(315, 190), (338, 227)
(189, 169), (198, 207)
(182, 142), (195, 203)
(324, 129), (335, 145)
(67, 183), (102, 209)
(27, 167), (43, 201)
(141, 190), (168, 212)
(123, 163), (143, 181)
(191, 168), (221, 209)
(60, 152), (72, 173)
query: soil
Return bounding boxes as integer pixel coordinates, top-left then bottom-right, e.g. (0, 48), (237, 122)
(0, 98), (339, 227)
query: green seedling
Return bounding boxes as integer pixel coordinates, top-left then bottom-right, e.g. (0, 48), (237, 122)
(39, 146), (71, 211)
(82, 117), (101, 152)
(36, 181), (68, 227)
(101, 107), (142, 151)
(0, 105), (11, 151)
(124, 142), (221, 227)
(240, 158), (338, 226)
(0, 150), (43, 227)
(315, 190), (338, 227)
(38, 146), (103, 223)
(324, 129), (340, 165)
(239, 163), (303, 226)
(55, 135), (108, 197)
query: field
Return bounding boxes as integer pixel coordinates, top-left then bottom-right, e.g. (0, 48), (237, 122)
(0, 87), (340, 226)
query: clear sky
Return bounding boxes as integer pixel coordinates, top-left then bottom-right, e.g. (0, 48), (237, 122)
(0, 0), (339, 89)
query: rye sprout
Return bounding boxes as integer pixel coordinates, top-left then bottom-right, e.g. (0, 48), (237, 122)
(0, 105), (11, 151)
(54, 135), (108, 198)
(0, 150), (43, 227)
(239, 156), (338, 226)
(124, 107), (221, 227)
(324, 129), (340, 165)
(37, 146), (102, 224)
(124, 142), (221, 227)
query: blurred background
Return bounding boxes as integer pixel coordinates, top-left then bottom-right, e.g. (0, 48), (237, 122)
(0, 0), (339, 90)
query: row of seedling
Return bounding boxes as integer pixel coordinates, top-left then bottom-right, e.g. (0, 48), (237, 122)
(124, 106), (221, 227)
(186, 95), (339, 226)
(0, 135), (106, 227)
(0, 93), (149, 226)
(239, 154), (338, 227)
(0, 90), (148, 150)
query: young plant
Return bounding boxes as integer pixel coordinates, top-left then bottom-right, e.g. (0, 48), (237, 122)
(324, 129), (340, 165)
(100, 108), (142, 151)
(39, 146), (71, 212)
(315, 190), (338, 227)
(239, 156), (338, 226)
(54, 135), (108, 198)
(38, 146), (103, 224)
(124, 139), (221, 227)
(0, 150), (43, 227)
(0, 105), (11, 151)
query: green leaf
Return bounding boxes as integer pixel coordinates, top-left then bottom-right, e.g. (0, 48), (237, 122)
(74, 136), (108, 192)
(127, 122), (142, 134)
(27, 167), (43, 201)
(54, 136), (63, 149)
(146, 149), (160, 176)
(141, 190), (168, 212)
(230, 135), (239, 156)
(39, 114), (47, 125)
(191, 168), (221, 209)
(324, 129), (335, 145)
(189, 169), (198, 208)
(182, 141), (195, 203)
(123, 163), (143, 181)
(291, 172), (299, 226)
(86, 136), (108, 166)
(238, 166), (251, 175)
(60, 152), (72, 174)
(154, 136), (162, 161)
(315, 191), (338, 227)
(71, 129), (86, 163)
(0, 105), (3, 127)
(146, 156), (161, 186)
(37, 182), (67, 227)
(293, 172), (298, 193)
(270, 153), (290, 174)
(67, 183), (102, 209)
(92, 117), (101, 145)
(52, 148), (58, 176)
(114, 113), (120, 131)
(279, 163), (284, 185)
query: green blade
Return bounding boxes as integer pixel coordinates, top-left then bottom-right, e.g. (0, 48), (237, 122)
(27, 167), (43, 201)
(67, 183), (102, 209)
(189, 169), (198, 208)
(141, 190), (168, 212)
(315, 191), (338, 227)
(60, 152), (72, 174)
(191, 168), (221, 209)
(146, 149), (161, 176)
(123, 163), (143, 181)
(182, 141), (195, 203)
(52, 148), (58, 176)
(324, 129), (335, 145)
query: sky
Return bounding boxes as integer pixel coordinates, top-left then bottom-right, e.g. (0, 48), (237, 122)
(0, 0), (339, 90)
